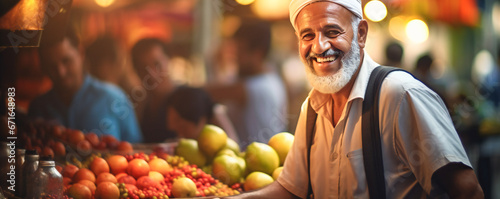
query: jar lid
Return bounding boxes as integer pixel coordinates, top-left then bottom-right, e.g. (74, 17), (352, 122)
(26, 149), (38, 155)
(39, 155), (55, 166)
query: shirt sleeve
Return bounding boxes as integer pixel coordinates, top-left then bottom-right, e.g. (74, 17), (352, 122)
(393, 85), (472, 196)
(277, 98), (310, 198)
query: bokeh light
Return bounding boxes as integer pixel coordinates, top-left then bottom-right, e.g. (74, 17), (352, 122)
(405, 19), (429, 43)
(236, 0), (255, 5)
(364, 0), (387, 22)
(251, 0), (290, 20)
(95, 0), (114, 7)
(389, 16), (406, 41)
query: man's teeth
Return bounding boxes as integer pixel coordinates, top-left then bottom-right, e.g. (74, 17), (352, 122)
(316, 56), (336, 63)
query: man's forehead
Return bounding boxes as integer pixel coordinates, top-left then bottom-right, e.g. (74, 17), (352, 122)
(295, 2), (353, 31)
(289, 0), (362, 31)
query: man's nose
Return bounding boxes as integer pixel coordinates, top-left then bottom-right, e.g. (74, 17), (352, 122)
(312, 34), (331, 55)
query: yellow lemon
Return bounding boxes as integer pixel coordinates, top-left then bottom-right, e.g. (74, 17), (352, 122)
(172, 177), (197, 198)
(267, 132), (294, 165)
(243, 171), (274, 191)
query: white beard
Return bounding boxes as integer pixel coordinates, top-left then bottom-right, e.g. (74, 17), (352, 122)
(304, 34), (361, 94)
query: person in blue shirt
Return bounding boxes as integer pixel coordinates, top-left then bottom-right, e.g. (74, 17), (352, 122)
(29, 27), (142, 143)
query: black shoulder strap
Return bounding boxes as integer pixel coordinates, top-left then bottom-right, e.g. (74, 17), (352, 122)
(362, 66), (404, 199)
(306, 99), (317, 199)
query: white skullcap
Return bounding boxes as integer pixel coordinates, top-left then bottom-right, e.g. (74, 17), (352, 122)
(289, 0), (363, 31)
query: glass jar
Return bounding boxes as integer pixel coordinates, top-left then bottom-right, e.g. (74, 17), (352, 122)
(21, 150), (39, 198)
(15, 148), (25, 197)
(27, 156), (63, 199)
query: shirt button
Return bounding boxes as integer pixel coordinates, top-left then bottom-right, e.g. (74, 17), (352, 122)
(330, 152), (338, 161)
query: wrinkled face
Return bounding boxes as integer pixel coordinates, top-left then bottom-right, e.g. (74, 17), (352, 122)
(135, 45), (170, 80)
(295, 2), (362, 93)
(40, 38), (84, 93)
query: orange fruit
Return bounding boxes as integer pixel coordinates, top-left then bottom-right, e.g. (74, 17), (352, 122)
(95, 181), (120, 199)
(76, 140), (92, 154)
(67, 183), (92, 199)
(77, 179), (97, 193)
(72, 168), (96, 183)
(127, 159), (150, 179)
(85, 132), (100, 147)
(62, 164), (79, 178)
(148, 158), (172, 176)
(136, 176), (158, 190)
(107, 155), (128, 175)
(42, 146), (54, 157)
(114, 172), (127, 180)
(116, 141), (133, 154)
(101, 135), (118, 149)
(117, 175), (136, 185)
(96, 172), (117, 185)
(68, 130), (85, 146)
(52, 141), (66, 156)
(148, 171), (164, 184)
(63, 177), (72, 186)
(90, 157), (110, 176)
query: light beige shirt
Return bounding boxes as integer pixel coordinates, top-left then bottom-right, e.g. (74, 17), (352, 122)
(277, 52), (471, 199)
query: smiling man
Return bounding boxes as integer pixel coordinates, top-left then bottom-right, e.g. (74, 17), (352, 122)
(224, 0), (483, 198)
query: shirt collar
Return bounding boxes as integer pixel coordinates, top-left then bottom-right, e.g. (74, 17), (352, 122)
(347, 51), (379, 102)
(73, 74), (92, 100)
(308, 50), (380, 111)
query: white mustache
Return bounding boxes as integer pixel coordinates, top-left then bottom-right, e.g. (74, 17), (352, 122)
(307, 49), (342, 61)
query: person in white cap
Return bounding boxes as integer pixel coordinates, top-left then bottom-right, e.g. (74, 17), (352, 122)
(224, 0), (483, 198)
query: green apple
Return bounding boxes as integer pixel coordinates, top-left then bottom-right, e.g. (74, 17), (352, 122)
(175, 138), (207, 167)
(212, 154), (243, 185)
(245, 142), (279, 175)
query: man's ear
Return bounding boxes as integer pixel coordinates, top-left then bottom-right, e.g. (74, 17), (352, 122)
(357, 19), (368, 49)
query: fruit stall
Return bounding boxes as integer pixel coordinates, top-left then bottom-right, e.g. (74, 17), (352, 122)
(0, 119), (294, 199)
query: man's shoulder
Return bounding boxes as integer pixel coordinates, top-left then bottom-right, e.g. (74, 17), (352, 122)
(381, 70), (429, 94)
(85, 77), (128, 99)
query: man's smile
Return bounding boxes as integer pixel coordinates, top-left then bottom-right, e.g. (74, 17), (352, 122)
(314, 55), (339, 63)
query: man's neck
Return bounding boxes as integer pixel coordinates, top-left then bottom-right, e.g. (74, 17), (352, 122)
(55, 75), (85, 106)
(55, 86), (80, 107)
(330, 52), (364, 126)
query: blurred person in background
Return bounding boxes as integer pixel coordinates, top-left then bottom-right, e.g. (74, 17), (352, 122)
(384, 41), (404, 68)
(29, 27), (142, 143)
(207, 19), (288, 148)
(413, 53), (461, 112)
(166, 86), (238, 141)
(226, 0), (483, 198)
(475, 46), (500, 199)
(85, 35), (142, 104)
(131, 38), (178, 143)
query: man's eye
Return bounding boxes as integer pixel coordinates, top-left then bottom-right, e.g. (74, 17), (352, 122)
(325, 30), (341, 37)
(302, 34), (314, 41)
